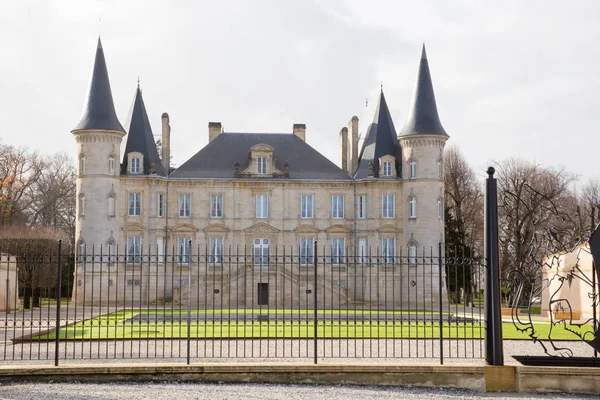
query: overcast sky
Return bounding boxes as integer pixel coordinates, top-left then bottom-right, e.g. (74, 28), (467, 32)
(1, 0), (599, 184)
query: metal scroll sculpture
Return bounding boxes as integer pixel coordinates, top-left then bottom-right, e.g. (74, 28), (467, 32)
(503, 184), (599, 357)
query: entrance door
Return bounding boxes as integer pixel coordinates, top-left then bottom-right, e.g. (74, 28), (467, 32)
(257, 283), (269, 305)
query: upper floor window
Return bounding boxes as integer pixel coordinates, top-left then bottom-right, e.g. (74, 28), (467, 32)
(382, 161), (393, 177)
(382, 195), (395, 218)
(256, 194), (268, 218)
(79, 193), (85, 216)
(157, 193), (164, 217)
(301, 195), (313, 218)
(409, 196), (417, 218)
(108, 194), (115, 217)
(357, 195), (366, 219)
(257, 157), (267, 174)
(79, 154), (86, 175)
(131, 157), (140, 174)
(128, 192), (141, 216)
(437, 159), (443, 179)
(176, 237), (191, 265)
(108, 155), (115, 175)
(209, 237), (224, 265)
(409, 159), (417, 179)
(179, 194), (191, 218)
(332, 195), (344, 219)
(211, 194), (223, 218)
(438, 197), (443, 219)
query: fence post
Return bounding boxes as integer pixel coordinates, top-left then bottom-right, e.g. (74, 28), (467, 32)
(438, 242), (444, 365)
(484, 167), (504, 365)
(313, 240), (318, 365)
(54, 240), (62, 367)
(187, 240), (192, 365)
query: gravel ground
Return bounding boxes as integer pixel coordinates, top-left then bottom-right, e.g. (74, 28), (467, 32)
(0, 382), (599, 400)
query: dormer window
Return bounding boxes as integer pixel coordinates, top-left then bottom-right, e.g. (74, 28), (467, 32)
(409, 159), (417, 179)
(131, 157), (140, 174)
(379, 155), (396, 178)
(383, 161), (392, 176)
(257, 157), (267, 174)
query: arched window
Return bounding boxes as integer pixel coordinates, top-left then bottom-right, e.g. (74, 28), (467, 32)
(409, 196), (417, 218)
(108, 155), (115, 175)
(407, 239), (419, 266)
(437, 197), (443, 219)
(79, 193), (85, 216)
(77, 240), (86, 263)
(108, 194), (115, 217)
(409, 159), (417, 179)
(79, 154), (86, 175)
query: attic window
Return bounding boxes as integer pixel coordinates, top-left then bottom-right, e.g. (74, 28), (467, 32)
(257, 157), (267, 174)
(131, 157), (140, 174)
(382, 161), (393, 177)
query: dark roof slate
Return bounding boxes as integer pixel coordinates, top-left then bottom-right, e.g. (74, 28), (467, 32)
(354, 91), (402, 179)
(170, 133), (351, 180)
(121, 87), (166, 176)
(72, 38), (125, 133)
(399, 44), (448, 137)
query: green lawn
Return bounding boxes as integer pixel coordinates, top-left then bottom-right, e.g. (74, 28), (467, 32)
(27, 309), (595, 342)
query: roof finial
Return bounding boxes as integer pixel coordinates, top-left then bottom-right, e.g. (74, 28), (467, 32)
(98, 17), (101, 36)
(365, 97), (368, 107)
(137, 76), (140, 89)
(380, 81), (383, 92)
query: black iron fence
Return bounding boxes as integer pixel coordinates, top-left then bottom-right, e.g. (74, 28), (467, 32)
(0, 242), (484, 365)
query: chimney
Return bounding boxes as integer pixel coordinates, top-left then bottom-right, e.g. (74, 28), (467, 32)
(293, 123), (306, 141)
(339, 127), (348, 172)
(347, 116), (359, 173)
(209, 122), (222, 142)
(161, 113), (171, 171)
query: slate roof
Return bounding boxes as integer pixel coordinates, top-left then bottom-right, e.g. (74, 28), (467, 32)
(121, 87), (166, 176)
(354, 91), (402, 179)
(399, 44), (448, 137)
(72, 38), (125, 133)
(170, 133), (351, 180)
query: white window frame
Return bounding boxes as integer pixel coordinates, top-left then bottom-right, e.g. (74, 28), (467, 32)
(157, 193), (164, 217)
(126, 236), (142, 264)
(211, 194), (223, 218)
(257, 157), (267, 174)
(156, 237), (164, 263)
(253, 238), (270, 266)
(382, 161), (393, 177)
(209, 237), (224, 265)
(108, 194), (115, 217)
(382, 238), (396, 264)
(409, 196), (417, 218)
(382, 194), (395, 218)
(256, 194), (268, 219)
(331, 238), (345, 265)
(128, 192), (141, 216)
(332, 195), (344, 219)
(358, 238), (367, 265)
(176, 237), (191, 265)
(300, 238), (314, 265)
(358, 195), (366, 219)
(131, 157), (140, 174)
(300, 195), (313, 219)
(178, 193), (191, 218)
(409, 159), (417, 179)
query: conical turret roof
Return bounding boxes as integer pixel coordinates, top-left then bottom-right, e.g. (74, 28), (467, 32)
(354, 90), (402, 179)
(121, 86), (166, 176)
(399, 45), (448, 137)
(73, 38), (125, 133)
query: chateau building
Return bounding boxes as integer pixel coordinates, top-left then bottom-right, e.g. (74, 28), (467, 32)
(71, 38), (450, 308)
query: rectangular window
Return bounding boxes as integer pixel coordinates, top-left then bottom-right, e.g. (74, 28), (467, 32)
(332, 238), (345, 265)
(382, 194), (395, 218)
(157, 237), (164, 263)
(300, 238), (314, 265)
(176, 237), (191, 265)
(128, 192), (141, 216)
(108, 196), (115, 217)
(80, 156), (86, 175)
(131, 157), (140, 174)
(256, 194), (268, 218)
(179, 194), (191, 217)
(358, 238), (367, 265)
(410, 160), (417, 179)
(126, 236), (142, 264)
(253, 238), (270, 266)
(79, 195), (85, 216)
(257, 157), (267, 174)
(383, 161), (393, 176)
(108, 156), (115, 175)
(358, 195), (366, 219)
(409, 245), (417, 266)
(382, 238), (395, 264)
(209, 237), (224, 265)
(332, 195), (344, 219)
(300, 195), (313, 218)
(211, 194), (223, 218)
(157, 193), (164, 217)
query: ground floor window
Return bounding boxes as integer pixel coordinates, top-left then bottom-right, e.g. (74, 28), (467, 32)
(253, 238), (270, 266)
(126, 236), (142, 264)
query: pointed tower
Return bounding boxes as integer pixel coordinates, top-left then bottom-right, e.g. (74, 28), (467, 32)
(72, 38), (125, 253)
(354, 90), (402, 179)
(121, 86), (166, 176)
(398, 44), (448, 251)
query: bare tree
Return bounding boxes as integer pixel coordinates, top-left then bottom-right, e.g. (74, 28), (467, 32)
(580, 177), (600, 232)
